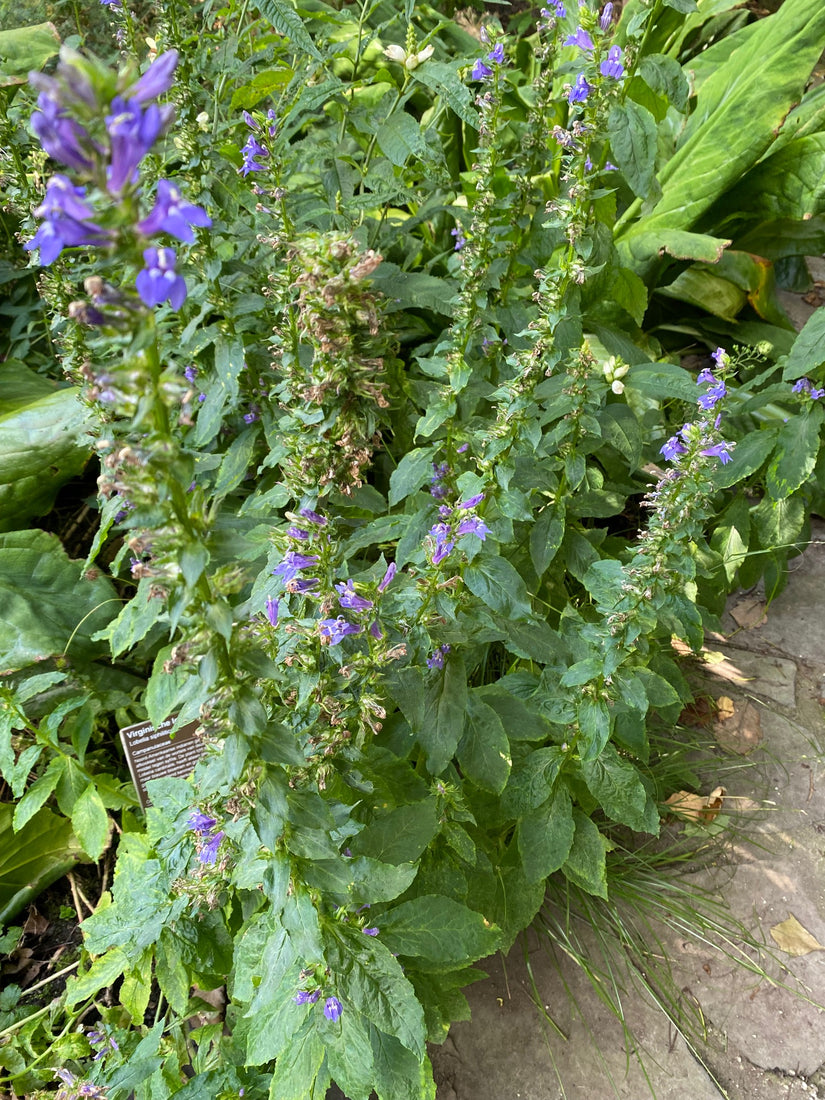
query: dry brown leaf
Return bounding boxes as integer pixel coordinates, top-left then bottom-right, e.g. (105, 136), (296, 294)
(716, 695), (735, 720)
(22, 906), (49, 936)
(729, 594), (767, 630)
(769, 914), (825, 957)
(679, 696), (717, 730)
(713, 698), (762, 755)
(665, 786), (726, 824)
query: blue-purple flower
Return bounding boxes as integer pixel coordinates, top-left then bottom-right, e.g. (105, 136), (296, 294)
(335, 580), (374, 612)
(362, 926), (380, 936)
(24, 175), (109, 265)
(288, 577), (320, 594)
(188, 810), (217, 835)
(127, 50), (179, 104)
(105, 96), (172, 193)
(240, 133), (269, 176)
(487, 44), (505, 64)
(30, 93), (95, 173)
(697, 380), (726, 411)
(300, 508), (327, 526)
(600, 2), (614, 29)
(711, 347), (728, 369)
(136, 246), (187, 309)
(286, 526), (310, 540)
(471, 59), (493, 81)
(189, 809), (224, 864)
(265, 596), (279, 627)
(324, 997), (343, 1022)
(792, 377), (825, 399)
(660, 435), (687, 462)
(430, 522), (455, 565)
(700, 441), (733, 465)
(378, 561), (396, 593)
(541, 1), (566, 16)
(451, 225), (466, 251)
(427, 644), (451, 670)
(294, 989), (321, 1005)
(199, 830), (225, 864)
(272, 551), (320, 584)
(458, 493), (484, 510)
(565, 27), (595, 51)
(319, 617), (362, 646)
(568, 74), (592, 105)
(600, 45), (624, 79)
(138, 179), (212, 243)
(456, 515), (490, 541)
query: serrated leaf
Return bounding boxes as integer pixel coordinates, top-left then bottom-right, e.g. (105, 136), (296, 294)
(388, 446), (436, 505)
(518, 786), (575, 884)
(781, 307), (825, 380)
(66, 948), (130, 1008)
(580, 744), (659, 833)
(765, 405), (823, 499)
(501, 747), (566, 816)
(456, 694), (511, 794)
(376, 111), (430, 167)
(530, 504), (565, 577)
(352, 797), (439, 864)
(608, 100), (658, 199)
(252, 0), (322, 59)
(412, 60), (479, 130)
(465, 555), (532, 620)
(561, 810), (610, 899)
(71, 785), (110, 860)
(380, 895), (499, 969)
(194, 336), (245, 446)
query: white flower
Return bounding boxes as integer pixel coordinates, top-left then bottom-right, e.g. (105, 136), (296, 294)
(384, 44), (408, 63)
(405, 44), (434, 70)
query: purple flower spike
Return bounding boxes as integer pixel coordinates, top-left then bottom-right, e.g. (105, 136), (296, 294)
(323, 997), (343, 1022)
(265, 596), (279, 627)
(471, 60), (493, 81)
(487, 44), (505, 64)
(429, 522), (455, 566)
(319, 617), (362, 646)
(456, 516), (490, 541)
(138, 179), (212, 243)
(565, 27), (595, 51)
(697, 381), (726, 411)
(199, 830), (225, 864)
(25, 175), (109, 265)
(458, 493), (484, 509)
(568, 74), (591, 105)
(378, 561), (397, 593)
(240, 134), (269, 176)
(660, 436), (687, 462)
(136, 246), (187, 310)
(600, 45), (624, 79)
(128, 50), (179, 104)
(451, 225), (466, 251)
(336, 580), (374, 612)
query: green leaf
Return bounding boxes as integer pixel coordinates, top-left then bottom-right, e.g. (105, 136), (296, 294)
(464, 555), (532, 620)
(501, 747), (566, 816)
(326, 927), (427, 1058)
(608, 101), (658, 199)
(456, 694), (511, 794)
(389, 655), (468, 776)
(303, 855), (419, 905)
(610, 266), (649, 325)
(412, 60), (479, 130)
(658, 268), (746, 321)
(0, 384), (92, 531)
(561, 810), (610, 899)
(619, 230), (731, 272)
(597, 404), (643, 467)
(71, 785), (110, 860)
(663, 0), (698, 12)
(0, 22), (59, 84)
(0, 530), (118, 670)
(194, 336), (245, 446)
(732, 134), (825, 224)
(376, 111), (431, 167)
(230, 67), (293, 110)
(711, 428), (778, 490)
(518, 786), (575, 884)
(66, 948), (130, 1008)
(480, 690), (551, 742)
(214, 427), (258, 496)
(379, 896), (499, 968)
(155, 931), (191, 1016)
(576, 697), (612, 761)
(530, 504), (565, 578)
(765, 405), (824, 500)
(370, 1026), (436, 1100)
(94, 579), (162, 658)
(580, 744), (659, 833)
(120, 946), (154, 1022)
(323, 1007), (376, 1100)
(0, 803), (90, 924)
(388, 446), (436, 505)
(353, 798), (439, 864)
(639, 54), (689, 112)
(782, 308), (825, 381)
(252, 0), (322, 59)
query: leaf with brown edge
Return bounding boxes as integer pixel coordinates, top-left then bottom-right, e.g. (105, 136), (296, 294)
(665, 786), (726, 824)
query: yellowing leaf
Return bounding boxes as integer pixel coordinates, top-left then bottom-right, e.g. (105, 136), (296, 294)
(716, 695), (735, 720)
(770, 914), (825, 957)
(664, 785), (726, 824)
(729, 594), (767, 629)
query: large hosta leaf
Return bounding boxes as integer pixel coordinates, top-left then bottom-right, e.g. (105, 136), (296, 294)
(0, 802), (91, 924)
(0, 363), (92, 530)
(0, 22), (60, 86)
(0, 529), (119, 671)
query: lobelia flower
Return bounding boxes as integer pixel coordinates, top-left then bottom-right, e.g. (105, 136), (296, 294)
(294, 989), (321, 1005)
(451, 225), (466, 251)
(273, 551), (320, 583)
(487, 44), (505, 64)
(430, 461), (451, 500)
(429, 522), (455, 565)
(456, 515), (490, 541)
(564, 27), (595, 51)
(183, 364), (198, 383)
(324, 997), (343, 1022)
(300, 507), (327, 526)
(541, 0), (566, 16)
(660, 436), (687, 461)
(188, 810), (217, 836)
(240, 133), (269, 176)
(136, 246), (187, 309)
(568, 74), (592, 105)
(791, 377), (825, 399)
(25, 175), (109, 265)
(126, 50), (179, 104)
(30, 93), (95, 173)
(427, 643), (451, 670)
(199, 830), (225, 864)
(138, 179), (212, 243)
(711, 346), (728, 369)
(265, 595), (279, 627)
(471, 59), (493, 81)
(106, 96), (172, 193)
(287, 526), (310, 540)
(600, 45), (624, 79)
(599, 1), (614, 28)
(378, 561), (396, 592)
(362, 927), (379, 936)
(697, 380), (726, 411)
(458, 493), (484, 509)
(287, 577), (320, 594)
(319, 617), (362, 646)
(335, 580), (374, 612)
(700, 441), (733, 465)
(696, 367), (716, 385)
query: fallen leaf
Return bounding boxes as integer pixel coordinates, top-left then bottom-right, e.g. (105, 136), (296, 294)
(679, 696), (716, 729)
(665, 786), (726, 824)
(729, 594), (767, 630)
(716, 695), (735, 720)
(713, 699), (762, 755)
(770, 914), (825, 957)
(22, 907), (49, 936)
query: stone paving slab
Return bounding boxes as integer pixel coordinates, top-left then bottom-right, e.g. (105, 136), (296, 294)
(430, 521), (825, 1100)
